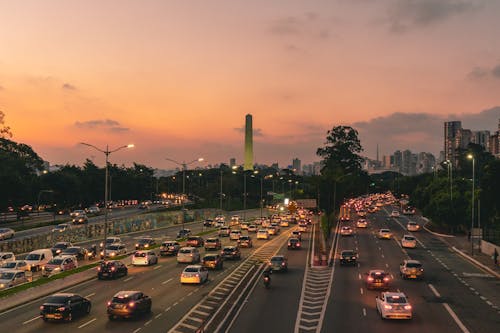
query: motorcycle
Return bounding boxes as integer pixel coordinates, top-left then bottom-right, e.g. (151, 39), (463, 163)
(263, 269), (272, 288)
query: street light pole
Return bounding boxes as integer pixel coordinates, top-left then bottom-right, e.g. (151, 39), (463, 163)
(260, 176), (263, 218)
(220, 168), (223, 213)
(80, 143), (134, 256)
(243, 171), (247, 222)
(467, 154), (475, 255)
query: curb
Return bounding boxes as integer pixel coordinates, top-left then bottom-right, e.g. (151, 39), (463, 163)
(451, 246), (500, 279)
(422, 220), (455, 238)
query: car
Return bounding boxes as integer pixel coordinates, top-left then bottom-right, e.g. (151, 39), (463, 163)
(376, 292), (412, 320)
(270, 223), (281, 233)
(280, 219), (289, 227)
(238, 235), (253, 248)
(160, 240), (181, 256)
(215, 215), (226, 225)
(269, 255), (288, 272)
(240, 222), (249, 230)
(0, 252), (15, 265)
(407, 222), (420, 232)
(51, 242), (73, 256)
(290, 230), (302, 241)
(42, 255), (78, 277)
(0, 260), (29, 272)
(186, 236), (205, 247)
(99, 237), (122, 248)
(61, 246), (91, 261)
(340, 226), (354, 236)
(25, 249), (53, 271)
(40, 293), (91, 322)
(176, 229), (192, 238)
(390, 210), (400, 218)
(0, 228), (15, 240)
(247, 224), (257, 232)
(135, 237), (156, 250)
(72, 213), (88, 225)
(0, 270), (28, 290)
(202, 254), (223, 270)
(377, 229), (392, 239)
(52, 223), (71, 233)
(357, 210), (367, 217)
(218, 226), (231, 237)
(107, 291), (152, 320)
(177, 247), (201, 263)
(356, 219), (368, 228)
(97, 260), (128, 279)
(267, 226), (277, 236)
(340, 215), (350, 222)
(180, 265), (209, 284)
(132, 250), (158, 266)
(403, 206), (416, 215)
(399, 260), (424, 280)
(221, 246), (241, 260)
(339, 250), (357, 266)
(229, 230), (242, 241)
(298, 223), (308, 233)
(230, 215), (241, 226)
(287, 238), (301, 250)
(366, 270), (391, 290)
(102, 244), (127, 258)
(203, 219), (214, 227)
(70, 209), (85, 218)
(401, 235), (417, 248)
(85, 206), (100, 215)
(257, 229), (270, 240)
(138, 203), (149, 210)
(205, 237), (222, 251)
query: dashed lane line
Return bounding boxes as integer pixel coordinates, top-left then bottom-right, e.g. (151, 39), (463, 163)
(162, 278), (173, 285)
(123, 276), (134, 282)
(84, 292), (95, 298)
(77, 318), (96, 329)
(22, 316), (40, 325)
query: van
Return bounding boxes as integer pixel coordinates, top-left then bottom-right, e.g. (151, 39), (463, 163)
(177, 247), (200, 264)
(24, 249), (53, 272)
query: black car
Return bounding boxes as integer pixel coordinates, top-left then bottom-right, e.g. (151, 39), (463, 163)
(221, 246), (241, 260)
(159, 241), (181, 256)
(176, 229), (191, 239)
(269, 255), (288, 272)
(135, 237), (156, 250)
(203, 219), (214, 227)
(365, 270), (391, 290)
(97, 261), (128, 279)
(107, 291), (152, 320)
(61, 246), (90, 261)
(339, 250), (357, 266)
(40, 293), (91, 322)
(287, 238), (301, 250)
(51, 242), (73, 256)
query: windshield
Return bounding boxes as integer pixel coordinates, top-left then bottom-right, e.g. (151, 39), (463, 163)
(48, 258), (63, 265)
(0, 272), (15, 279)
(204, 256), (216, 261)
(271, 257), (283, 263)
(107, 245), (119, 250)
(45, 296), (69, 304)
(184, 267), (200, 273)
(404, 236), (415, 241)
(53, 244), (67, 248)
(406, 262), (422, 268)
(386, 296), (407, 303)
(63, 248), (78, 254)
(134, 252), (147, 257)
(179, 249), (192, 254)
(25, 254), (41, 260)
(112, 296), (131, 304)
(1, 262), (16, 268)
(342, 251), (354, 256)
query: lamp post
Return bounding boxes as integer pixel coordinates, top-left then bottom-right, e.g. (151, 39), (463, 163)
(80, 143), (134, 255)
(165, 157), (204, 231)
(467, 154), (475, 255)
(333, 173), (352, 221)
(444, 160), (453, 201)
(220, 168), (223, 213)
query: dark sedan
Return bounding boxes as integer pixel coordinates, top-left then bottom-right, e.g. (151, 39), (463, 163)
(107, 291), (152, 320)
(97, 261), (128, 280)
(51, 242), (73, 256)
(366, 270), (391, 290)
(202, 254), (224, 270)
(61, 246), (90, 261)
(287, 238), (301, 250)
(221, 246), (241, 260)
(135, 237), (155, 250)
(339, 250), (357, 266)
(186, 236), (204, 247)
(40, 293), (91, 322)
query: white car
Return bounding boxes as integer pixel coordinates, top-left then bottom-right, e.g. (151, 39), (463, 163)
(407, 222), (420, 232)
(356, 219), (368, 228)
(0, 252), (15, 265)
(180, 265), (209, 284)
(0, 270), (28, 290)
(102, 244), (127, 258)
(177, 247), (200, 263)
(257, 229), (270, 240)
(340, 226), (354, 236)
(0, 260), (29, 272)
(390, 210), (400, 218)
(100, 237), (122, 248)
(218, 226), (231, 237)
(70, 209), (85, 218)
(51, 223), (71, 233)
(0, 228), (15, 240)
(378, 229), (392, 239)
(247, 224), (257, 233)
(229, 230), (242, 241)
(376, 292), (412, 320)
(401, 235), (417, 248)
(132, 250), (158, 266)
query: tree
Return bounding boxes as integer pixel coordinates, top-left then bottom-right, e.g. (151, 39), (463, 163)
(0, 111), (13, 138)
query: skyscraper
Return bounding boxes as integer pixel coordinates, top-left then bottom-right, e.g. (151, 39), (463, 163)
(244, 114), (253, 171)
(444, 121), (462, 166)
(292, 158), (301, 174)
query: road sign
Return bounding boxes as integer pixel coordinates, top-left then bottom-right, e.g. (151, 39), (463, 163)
(296, 199), (317, 208)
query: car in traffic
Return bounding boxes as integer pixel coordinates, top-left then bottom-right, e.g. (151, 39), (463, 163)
(132, 250), (158, 266)
(107, 291), (152, 320)
(407, 222), (420, 232)
(177, 247), (201, 263)
(42, 255), (78, 277)
(25, 249), (53, 272)
(180, 265), (209, 284)
(0, 270), (28, 290)
(268, 255), (288, 272)
(85, 206), (100, 215)
(203, 219), (214, 227)
(97, 260), (128, 279)
(51, 242), (73, 256)
(186, 236), (205, 247)
(366, 270), (391, 290)
(221, 246), (241, 260)
(257, 229), (270, 240)
(401, 235), (417, 248)
(202, 254), (223, 270)
(70, 209), (85, 218)
(0, 252), (15, 265)
(390, 210), (400, 218)
(0, 228), (15, 240)
(376, 292), (412, 320)
(298, 223), (308, 233)
(218, 226), (231, 237)
(229, 229), (242, 241)
(51, 223), (71, 233)
(71, 213), (88, 225)
(280, 219), (289, 227)
(247, 224), (257, 232)
(340, 226), (354, 236)
(403, 206), (416, 215)
(0, 260), (29, 272)
(135, 237), (156, 250)
(356, 219), (368, 228)
(100, 237), (122, 248)
(290, 230), (302, 241)
(40, 293), (91, 322)
(159, 240), (180, 256)
(176, 229), (192, 239)
(237, 235), (253, 248)
(287, 238), (301, 250)
(267, 226), (278, 236)
(204, 237), (222, 251)
(102, 244), (127, 258)
(399, 260), (424, 280)
(377, 229), (392, 239)
(61, 246), (91, 261)
(339, 250), (357, 266)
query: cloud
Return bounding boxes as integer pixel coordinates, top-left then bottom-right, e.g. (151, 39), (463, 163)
(0, 85), (4, 91)
(467, 67), (489, 80)
(385, 0), (478, 32)
(74, 119), (130, 132)
(492, 64), (500, 79)
(62, 83), (77, 91)
(268, 17), (303, 36)
(233, 126), (264, 137)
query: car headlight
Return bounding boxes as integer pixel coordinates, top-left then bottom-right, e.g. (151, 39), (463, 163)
(0, 284), (5, 288)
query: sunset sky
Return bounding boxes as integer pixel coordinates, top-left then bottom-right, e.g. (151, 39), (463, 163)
(1, 0), (499, 169)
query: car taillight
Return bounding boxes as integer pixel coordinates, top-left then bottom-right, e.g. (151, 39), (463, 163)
(281, 262), (286, 266)
(128, 301), (135, 308)
(288, 243), (291, 246)
(107, 301), (111, 306)
(297, 243), (301, 246)
(383, 277), (389, 281)
(367, 277), (374, 281)
(39, 305), (44, 310)
(404, 305), (412, 310)
(111, 267), (116, 271)
(57, 307), (66, 312)
(195, 274), (200, 277)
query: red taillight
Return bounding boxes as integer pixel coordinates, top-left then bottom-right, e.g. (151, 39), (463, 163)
(57, 307), (66, 312)
(367, 277), (374, 281)
(107, 301), (111, 306)
(281, 262), (286, 266)
(97, 267), (101, 271)
(111, 267), (116, 271)
(297, 243), (301, 246)
(383, 277), (389, 281)
(40, 305), (44, 310)
(128, 301), (135, 308)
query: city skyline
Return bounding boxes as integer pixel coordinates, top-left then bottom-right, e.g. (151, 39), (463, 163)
(1, 1), (500, 168)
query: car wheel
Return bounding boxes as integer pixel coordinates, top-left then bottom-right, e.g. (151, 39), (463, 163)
(66, 313), (72, 322)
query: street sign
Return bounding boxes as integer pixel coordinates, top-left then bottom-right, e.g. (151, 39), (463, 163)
(296, 199), (317, 208)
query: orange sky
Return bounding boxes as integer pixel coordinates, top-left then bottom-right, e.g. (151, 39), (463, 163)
(1, 0), (500, 168)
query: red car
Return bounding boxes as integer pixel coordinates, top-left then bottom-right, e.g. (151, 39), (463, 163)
(186, 236), (204, 247)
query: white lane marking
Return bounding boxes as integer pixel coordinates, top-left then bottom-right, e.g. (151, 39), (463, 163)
(133, 328), (142, 333)
(165, 306), (172, 312)
(162, 278), (173, 285)
(358, 273), (362, 280)
(363, 308), (367, 316)
(144, 320), (152, 326)
(469, 287), (475, 291)
(84, 292), (95, 298)
(381, 254), (384, 258)
(357, 263), (360, 268)
(486, 301), (493, 306)
(480, 296), (487, 301)
(124, 276), (134, 282)
(22, 316), (40, 325)
(443, 303), (471, 333)
(173, 302), (179, 306)
(153, 265), (162, 270)
(360, 288), (364, 295)
(385, 263), (389, 268)
(155, 313), (163, 319)
(428, 284), (441, 297)
(187, 291), (194, 297)
(78, 318), (96, 328)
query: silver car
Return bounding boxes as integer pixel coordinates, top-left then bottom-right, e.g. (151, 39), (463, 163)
(0, 270), (28, 290)
(0, 228), (15, 240)
(376, 292), (412, 319)
(177, 247), (200, 263)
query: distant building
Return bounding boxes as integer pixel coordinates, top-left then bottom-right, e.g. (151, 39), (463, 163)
(444, 121), (462, 166)
(229, 158), (236, 167)
(292, 158), (301, 174)
(244, 114), (254, 171)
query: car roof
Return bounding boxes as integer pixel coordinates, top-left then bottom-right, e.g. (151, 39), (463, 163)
(369, 269), (387, 274)
(51, 293), (77, 297)
(379, 229), (390, 232)
(223, 246), (237, 249)
(185, 265), (202, 269)
(180, 246), (196, 250)
(404, 259), (421, 264)
(382, 291), (406, 298)
(0, 269), (22, 273)
(113, 291), (141, 297)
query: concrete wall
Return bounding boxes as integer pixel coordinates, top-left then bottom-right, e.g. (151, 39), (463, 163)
(481, 239), (500, 258)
